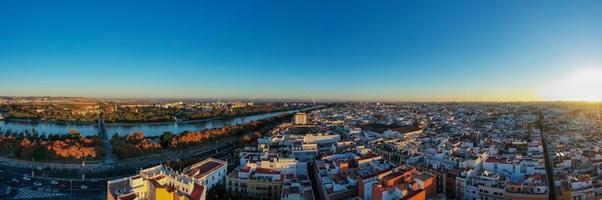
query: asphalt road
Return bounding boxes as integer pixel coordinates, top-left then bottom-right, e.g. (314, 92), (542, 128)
(0, 141), (238, 199)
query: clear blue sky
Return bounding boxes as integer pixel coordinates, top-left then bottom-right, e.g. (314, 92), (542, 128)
(1, 0), (601, 101)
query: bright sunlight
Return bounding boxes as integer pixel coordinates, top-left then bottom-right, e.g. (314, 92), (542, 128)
(540, 68), (602, 102)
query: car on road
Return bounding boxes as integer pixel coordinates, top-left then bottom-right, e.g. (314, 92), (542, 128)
(22, 176), (31, 181)
(34, 181), (42, 186)
(50, 180), (59, 185)
(80, 185), (88, 190)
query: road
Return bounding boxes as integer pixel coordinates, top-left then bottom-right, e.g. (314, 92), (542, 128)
(539, 111), (556, 200)
(0, 139), (237, 199)
(0, 106), (321, 199)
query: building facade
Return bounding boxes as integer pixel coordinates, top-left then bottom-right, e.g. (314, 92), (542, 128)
(107, 158), (227, 200)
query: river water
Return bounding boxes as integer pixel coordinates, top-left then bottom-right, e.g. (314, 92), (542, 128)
(0, 109), (307, 137)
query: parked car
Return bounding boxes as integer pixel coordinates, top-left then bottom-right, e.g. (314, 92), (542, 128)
(80, 185), (88, 190)
(50, 180), (59, 185)
(34, 181), (42, 186)
(22, 176), (31, 181)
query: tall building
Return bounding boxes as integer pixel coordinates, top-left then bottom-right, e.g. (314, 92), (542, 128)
(226, 157), (312, 200)
(107, 158), (227, 200)
(226, 139), (314, 200)
(227, 166), (286, 200)
(293, 112), (307, 125)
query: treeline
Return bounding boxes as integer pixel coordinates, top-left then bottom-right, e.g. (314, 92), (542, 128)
(0, 109), (312, 161)
(2, 104), (98, 122)
(110, 123), (261, 159)
(1, 103), (303, 123)
(111, 112), (294, 160)
(188, 105), (294, 120)
(105, 104), (301, 123)
(0, 129), (103, 162)
(110, 132), (162, 159)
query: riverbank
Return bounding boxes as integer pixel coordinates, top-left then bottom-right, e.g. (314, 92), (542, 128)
(0, 106), (318, 136)
(0, 106), (322, 163)
(0, 106), (309, 125)
(0, 105), (324, 199)
(0, 106), (313, 177)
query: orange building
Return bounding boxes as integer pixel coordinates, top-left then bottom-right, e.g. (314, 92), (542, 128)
(359, 166), (435, 200)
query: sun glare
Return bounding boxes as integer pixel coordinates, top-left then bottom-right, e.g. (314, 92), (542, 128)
(540, 69), (602, 102)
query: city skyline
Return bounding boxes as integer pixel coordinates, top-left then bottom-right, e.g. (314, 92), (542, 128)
(2, 2), (602, 199)
(1, 1), (602, 101)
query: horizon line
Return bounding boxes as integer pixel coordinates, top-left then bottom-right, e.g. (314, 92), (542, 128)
(1, 95), (600, 103)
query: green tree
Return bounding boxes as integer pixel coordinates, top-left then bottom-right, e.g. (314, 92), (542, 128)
(160, 131), (174, 149)
(32, 144), (47, 161)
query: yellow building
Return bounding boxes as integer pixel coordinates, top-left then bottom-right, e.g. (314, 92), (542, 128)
(226, 166), (284, 200)
(107, 158), (226, 200)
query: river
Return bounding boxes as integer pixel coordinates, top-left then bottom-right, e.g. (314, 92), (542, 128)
(0, 108), (309, 137)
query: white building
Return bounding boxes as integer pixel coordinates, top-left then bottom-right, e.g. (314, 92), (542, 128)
(107, 158), (227, 200)
(293, 112), (307, 125)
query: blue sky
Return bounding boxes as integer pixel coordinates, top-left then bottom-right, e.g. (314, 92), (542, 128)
(1, 1), (601, 101)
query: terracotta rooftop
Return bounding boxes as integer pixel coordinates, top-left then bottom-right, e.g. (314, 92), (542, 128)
(239, 166), (251, 173)
(189, 183), (205, 200)
(117, 193), (137, 200)
(255, 167), (281, 175)
(185, 160), (224, 179)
